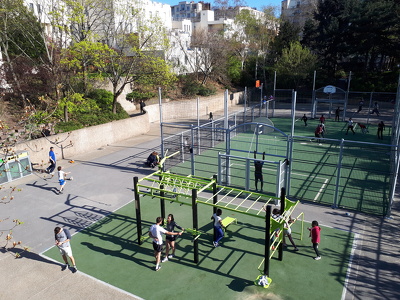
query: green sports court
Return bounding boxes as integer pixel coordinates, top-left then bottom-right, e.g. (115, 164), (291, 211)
(43, 196), (354, 300)
(42, 114), (391, 299)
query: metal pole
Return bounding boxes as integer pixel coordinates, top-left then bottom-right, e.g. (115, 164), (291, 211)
(273, 71), (277, 117)
(190, 125), (195, 176)
(333, 139), (344, 209)
(264, 205), (271, 276)
(192, 188), (199, 264)
(386, 73), (400, 218)
(224, 89), (228, 130)
(197, 97), (200, 127)
(133, 177), (142, 245)
(159, 87), (164, 159)
(290, 90), (296, 138)
(278, 187), (286, 261)
(312, 70), (316, 117)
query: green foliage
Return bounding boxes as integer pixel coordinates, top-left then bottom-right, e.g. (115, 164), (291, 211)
(54, 121), (84, 133)
(197, 85), (216, 97)
(54, 89), (129, 132)
(86, 89), (113, 110)
(126, 91), (156, 102)
(275, 42), (317, 88)
(227, 56), (242, 84)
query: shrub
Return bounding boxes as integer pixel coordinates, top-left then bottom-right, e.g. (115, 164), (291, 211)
(126, 91), (156, 102)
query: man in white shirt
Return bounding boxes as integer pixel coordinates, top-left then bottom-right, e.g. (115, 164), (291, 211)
(149, 217), (182, 271)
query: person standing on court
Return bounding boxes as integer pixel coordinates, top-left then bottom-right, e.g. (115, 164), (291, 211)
(319, 114), (325, 124)
(377, 121), (385, 139)
(335, 107), (342, 121)
(211, 209), (225, 247)
(254, 151), (265, 192)
(46, 147), (56, 175)
(346, 118), (355, 135)
(162, 214), (184, 262)
(308, 221), (322, 260)
(301, 114), (308, 126)
(357, 99), (364, 113)
(54, 226), (77, 273)
(149, 217), (182, 271)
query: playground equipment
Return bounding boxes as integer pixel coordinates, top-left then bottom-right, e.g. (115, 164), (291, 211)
(133, 152), (303, 288)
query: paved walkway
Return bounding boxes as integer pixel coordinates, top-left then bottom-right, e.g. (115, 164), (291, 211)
(1, 107), (399, 300)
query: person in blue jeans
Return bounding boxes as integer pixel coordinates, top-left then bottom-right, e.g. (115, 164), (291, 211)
(211, 209), (224, 247)
(46, 147), (56, 175)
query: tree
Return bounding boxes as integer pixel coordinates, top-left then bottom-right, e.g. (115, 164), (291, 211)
(0, 0), (46, 108)
(302, 0), (400, 79)
(274, 41), (317, 88)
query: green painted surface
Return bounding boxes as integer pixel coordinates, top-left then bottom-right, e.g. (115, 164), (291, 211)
(44, 199), (353, 300)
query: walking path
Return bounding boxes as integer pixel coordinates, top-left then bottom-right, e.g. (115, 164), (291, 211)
(1, 107), (399, 300)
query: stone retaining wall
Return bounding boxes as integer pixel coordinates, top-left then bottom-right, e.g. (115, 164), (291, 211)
(13, 91), (243, 164)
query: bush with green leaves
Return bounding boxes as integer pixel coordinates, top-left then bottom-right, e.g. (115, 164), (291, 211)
(54, 89), (129, 132)
(126, 91), (156, 102)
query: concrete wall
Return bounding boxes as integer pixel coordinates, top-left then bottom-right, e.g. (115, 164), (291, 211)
(146, 92), (242, 123)
(13, 91), (243, 164)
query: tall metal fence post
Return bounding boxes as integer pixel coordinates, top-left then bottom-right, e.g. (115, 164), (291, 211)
(333, 139), (345, 209)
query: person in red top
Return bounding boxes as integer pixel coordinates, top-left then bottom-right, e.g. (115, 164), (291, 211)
(319, 114), (325, 124)
(308, 220), (321, 260)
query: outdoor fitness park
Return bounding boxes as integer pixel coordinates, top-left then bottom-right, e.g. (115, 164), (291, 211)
(42, 85), (399, 299)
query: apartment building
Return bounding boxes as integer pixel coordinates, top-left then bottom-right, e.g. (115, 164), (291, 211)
(16, 0), (263, 75)
(281, 0), (317, 30)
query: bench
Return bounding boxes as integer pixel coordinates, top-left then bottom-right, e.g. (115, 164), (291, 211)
(221, 216), (237, 230)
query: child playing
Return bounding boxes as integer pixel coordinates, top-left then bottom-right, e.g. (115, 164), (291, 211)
(57, 166), (72, 194)
(308, 220), (321, 260)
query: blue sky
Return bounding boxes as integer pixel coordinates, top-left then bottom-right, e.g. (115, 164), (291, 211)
(160, 0), (282, 13)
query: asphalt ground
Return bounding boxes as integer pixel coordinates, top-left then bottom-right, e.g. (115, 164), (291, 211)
(1, 105), (399, 300)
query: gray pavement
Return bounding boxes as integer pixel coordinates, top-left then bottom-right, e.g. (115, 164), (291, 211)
(1, 108), (399, 300)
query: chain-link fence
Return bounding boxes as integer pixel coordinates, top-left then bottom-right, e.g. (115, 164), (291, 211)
(161, 84), (399, 216)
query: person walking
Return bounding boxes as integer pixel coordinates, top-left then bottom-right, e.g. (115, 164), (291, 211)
(211, 209), (225, 247)
(301, 114), (308, 126)
(162, 214), (184, 262)
(254, 151), (265, 192)
(45, 147), (56, 175)
(308, 221), (322, 260)
(149, 217), (182, 271)
(370, 102), (380, 116)
(139, 100), (146, 114)
(54, 226), (77, 273)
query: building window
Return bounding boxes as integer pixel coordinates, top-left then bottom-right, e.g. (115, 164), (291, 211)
(29, 3), (34, 11)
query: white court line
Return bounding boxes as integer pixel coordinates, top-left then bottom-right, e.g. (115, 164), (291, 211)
(291, 172), (329, 201)
(341, 233), (360, 300)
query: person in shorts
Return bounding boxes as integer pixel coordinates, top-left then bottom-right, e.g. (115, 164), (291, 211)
(54, 227), (77, 272)
(149, 217), (182, 271)
(162, 214), (184, 262)
(57, 166), (72, 194)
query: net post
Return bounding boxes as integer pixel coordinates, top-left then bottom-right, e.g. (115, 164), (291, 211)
(279, 187), (286, 261)
(159, 175), (165, 220)
(133, 176), (142, 245)
(192, 188), (199, 264)
(264, 205), (272, 276)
